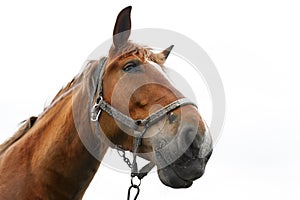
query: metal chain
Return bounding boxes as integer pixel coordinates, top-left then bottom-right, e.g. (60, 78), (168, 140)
(116, 146), (133, 169)
(116, 146), (142, 200)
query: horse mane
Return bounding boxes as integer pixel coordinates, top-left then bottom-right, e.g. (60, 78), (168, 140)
(0, 42), (162, 156)
(0, 116), (37, 155)
(0, 80), (78, 156)
(0, 60), (100, 156)
(50, 78), (76, 104)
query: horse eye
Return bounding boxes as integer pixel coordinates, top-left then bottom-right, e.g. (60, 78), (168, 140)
(123, 62), (137, 72)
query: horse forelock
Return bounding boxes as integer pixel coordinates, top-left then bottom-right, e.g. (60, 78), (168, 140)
(108, 41), (166, 68)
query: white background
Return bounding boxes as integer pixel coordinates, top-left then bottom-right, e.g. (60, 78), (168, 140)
(0, 0), (299, 199)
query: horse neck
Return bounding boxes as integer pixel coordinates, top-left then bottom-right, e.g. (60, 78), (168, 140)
(0, 85), (109, 199)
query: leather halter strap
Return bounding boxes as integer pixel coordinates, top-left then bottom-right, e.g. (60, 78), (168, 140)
(91, 57), (197, 132)
(92, 95), (197, 132)
(90, 56), (197, 180)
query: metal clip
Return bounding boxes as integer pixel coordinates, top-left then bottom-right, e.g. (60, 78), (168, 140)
(91, 96), (103, 122)
(127, 177), (141, 200)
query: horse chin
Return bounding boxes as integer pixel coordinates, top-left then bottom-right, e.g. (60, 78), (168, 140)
(155, 147), (212, 188)
(157, 166), (194, 188)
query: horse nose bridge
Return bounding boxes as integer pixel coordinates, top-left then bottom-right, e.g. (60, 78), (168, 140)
(178, 105), (202, 124)
(177, 107), (205, 137)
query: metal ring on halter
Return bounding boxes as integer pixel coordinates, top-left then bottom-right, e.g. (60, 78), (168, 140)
(131, 176), (142, 187)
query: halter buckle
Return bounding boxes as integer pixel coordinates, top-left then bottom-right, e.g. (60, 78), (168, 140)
(91, 96), (103, 122)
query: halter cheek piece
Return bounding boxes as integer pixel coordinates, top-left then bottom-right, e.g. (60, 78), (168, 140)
(91, 57), (197, 200)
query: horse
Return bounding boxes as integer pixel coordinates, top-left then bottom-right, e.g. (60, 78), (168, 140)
(0, 6), (213, 200)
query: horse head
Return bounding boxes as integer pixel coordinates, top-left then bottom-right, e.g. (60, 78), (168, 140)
(98, 6), (213, 188)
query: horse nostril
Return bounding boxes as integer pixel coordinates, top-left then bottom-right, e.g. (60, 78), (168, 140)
(177, 126), (200, 159)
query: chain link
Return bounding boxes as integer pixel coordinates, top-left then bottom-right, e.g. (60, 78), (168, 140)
(116, 146), (142, 200)
(116, 146), (133, 169)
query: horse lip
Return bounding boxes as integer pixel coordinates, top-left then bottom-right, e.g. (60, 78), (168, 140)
(156, 149), (203, 188)
(158, 164), (194, 188)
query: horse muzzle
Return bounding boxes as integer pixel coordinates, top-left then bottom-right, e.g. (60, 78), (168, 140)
(154, 123), (213, 188)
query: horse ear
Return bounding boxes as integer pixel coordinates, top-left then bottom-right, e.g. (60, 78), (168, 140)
(150, 45), (174, 65)
(161, 45), (174, 60)
(113, 6), (132, 49)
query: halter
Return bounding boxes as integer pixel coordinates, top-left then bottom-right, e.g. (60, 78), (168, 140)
(91, 57), (197, 200)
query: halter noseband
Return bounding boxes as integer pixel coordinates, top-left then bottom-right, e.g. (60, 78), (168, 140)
(90, 57), (197, 199)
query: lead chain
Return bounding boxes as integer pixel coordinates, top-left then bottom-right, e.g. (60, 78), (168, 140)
(116, 146), (133, 169)
(116, 146), (142, 200)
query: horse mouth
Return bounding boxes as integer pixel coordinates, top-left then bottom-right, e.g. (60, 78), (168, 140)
(157, 164), (194, 188)
(152, 123), (213, 188)
(155, 149), (212, 188)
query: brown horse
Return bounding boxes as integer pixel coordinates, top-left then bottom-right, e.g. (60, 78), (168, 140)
(0, 6), (212, 200)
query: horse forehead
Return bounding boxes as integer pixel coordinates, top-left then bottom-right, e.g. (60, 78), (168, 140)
(106, 53), (143, 71)
(147, 60), (173, 84)
(148, 61), (164, 74)
(109, 44), (149, 62)
(106, 51), (174, 87)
